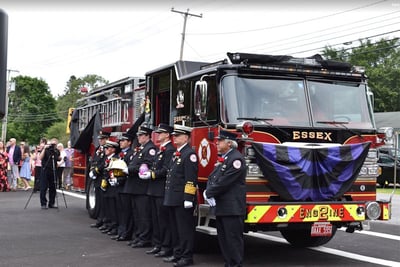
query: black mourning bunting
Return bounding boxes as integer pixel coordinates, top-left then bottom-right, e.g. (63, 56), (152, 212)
(252, 142), (371, 201)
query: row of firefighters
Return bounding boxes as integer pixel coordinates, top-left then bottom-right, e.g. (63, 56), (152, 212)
(89, 123), (247, 267)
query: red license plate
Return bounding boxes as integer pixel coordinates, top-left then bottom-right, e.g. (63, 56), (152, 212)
(311, 222), (333, 237)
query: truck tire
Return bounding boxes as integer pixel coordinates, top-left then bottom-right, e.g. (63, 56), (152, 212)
(86, 179), (97, 219)
(280, 225), (337, 247)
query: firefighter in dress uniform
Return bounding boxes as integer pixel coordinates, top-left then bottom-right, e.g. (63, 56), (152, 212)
(163, 124), (198, 267)
(100, 140), (121, 236)
(204, 130), (246, 267)
(124, 125), (157, 247)
(89, 131), (110, 228)
(143, 123), (175, 257)
(112, 133), (135, 241)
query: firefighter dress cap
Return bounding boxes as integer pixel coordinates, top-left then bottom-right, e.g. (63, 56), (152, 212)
(103, 140), (119, 148)
(172, 124), (192, 136)
(154, 123), (174, 134)
(216, 130), (238, 141)
(97, 131), (111, 139)
(119, 133), (134, 141)
(137, 125), (153, 136)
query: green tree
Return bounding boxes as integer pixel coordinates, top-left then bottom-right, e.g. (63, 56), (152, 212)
(323, 38), (400, 112)
(6, 76), (57, 144)
(56, 74), (108, 121)
(45, 121), (70, 146)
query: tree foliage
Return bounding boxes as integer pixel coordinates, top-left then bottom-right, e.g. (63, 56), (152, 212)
(322, 38), (400, 112)
(56, 74), (108, 120)
(6, 76), (57, 144)
(1, 74), (108, 145)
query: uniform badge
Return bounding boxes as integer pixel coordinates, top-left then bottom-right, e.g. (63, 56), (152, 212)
(233, 160), (242, 169)
(190, 154), (197, 163)
(149, 148), (156, 156)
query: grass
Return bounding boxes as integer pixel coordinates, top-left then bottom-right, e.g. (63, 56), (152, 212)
(377, 188), (400, 195)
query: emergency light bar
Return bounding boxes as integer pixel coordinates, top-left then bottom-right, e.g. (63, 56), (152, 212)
(227, 52), (354, 73)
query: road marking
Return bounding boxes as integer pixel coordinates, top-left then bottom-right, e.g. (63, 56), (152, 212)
(339, 228), (400, 241)
(246, 232), (400, 267)
(56, 189), (86, 200)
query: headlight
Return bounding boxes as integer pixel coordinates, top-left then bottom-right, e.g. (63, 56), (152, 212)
(366, 201), (381, 220)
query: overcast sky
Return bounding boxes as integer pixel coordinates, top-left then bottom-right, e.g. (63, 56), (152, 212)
(2, 0), (399, 98)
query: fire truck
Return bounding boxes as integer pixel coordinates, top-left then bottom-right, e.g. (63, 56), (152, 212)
(72, 52), (392, 247)
(145, 52), (391, 247)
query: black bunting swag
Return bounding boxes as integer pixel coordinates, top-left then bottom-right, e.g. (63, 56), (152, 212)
(252, 142), (371, 201)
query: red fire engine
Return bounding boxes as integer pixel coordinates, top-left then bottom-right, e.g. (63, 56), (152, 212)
(71, 52), (391, 247)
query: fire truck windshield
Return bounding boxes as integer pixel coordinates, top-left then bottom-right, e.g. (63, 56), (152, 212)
(220, 75), (374, 129)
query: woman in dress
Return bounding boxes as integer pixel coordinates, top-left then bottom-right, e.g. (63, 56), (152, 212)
(19, 145), (32, 190)
(0, 140), (10, 191)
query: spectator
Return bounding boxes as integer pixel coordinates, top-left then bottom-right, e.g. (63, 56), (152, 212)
(56, 143), (66, 189)
(19, 145), (32, 191)
(0, 140), (10, 192)
(63, 141), (74, 190)
(6, 138), (22, 191)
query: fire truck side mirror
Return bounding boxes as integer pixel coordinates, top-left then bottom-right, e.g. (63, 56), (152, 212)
(194, 80), (208, 120)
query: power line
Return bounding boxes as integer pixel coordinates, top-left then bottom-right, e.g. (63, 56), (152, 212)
(187, 0), (388, 35)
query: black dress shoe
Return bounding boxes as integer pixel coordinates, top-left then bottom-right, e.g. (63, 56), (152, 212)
(101, 229), (110, 234)
(98, 225), (108, 231)
(131, 241), (151, 248)
(116, 236), (129, 241)
(110, 235), (120, 240)
(154, 250), (172, 257)
(173, 258), (193, 267)
(90, 222), (102, 228)
(107, 229), (118, 235)
(163, 256), (180, 263)
(48, 205), (58, 209)
(146, 247), (161, 254)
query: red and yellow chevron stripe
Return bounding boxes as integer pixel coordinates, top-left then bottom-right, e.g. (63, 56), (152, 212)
(245, 203), (365, 223)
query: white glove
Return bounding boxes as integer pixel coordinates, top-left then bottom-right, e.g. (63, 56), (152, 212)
(203, 190), (208, 200)
(122, 167), (129, 174)
(203, 190), (216, 206)
(138, 171), (151, 180)
(184, 201), (193, 209)
(207, 197), (216, 207)
(109, 178), (117, 186)
(89, 171), (96, 180)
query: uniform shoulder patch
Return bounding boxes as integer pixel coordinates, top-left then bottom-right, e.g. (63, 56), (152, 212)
(190, 154), (197, 162)
(149, 148), (156, 156)
(233, 159), (242, 169)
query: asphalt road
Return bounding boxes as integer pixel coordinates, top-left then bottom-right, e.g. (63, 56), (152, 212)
(0, 190), (399, 267)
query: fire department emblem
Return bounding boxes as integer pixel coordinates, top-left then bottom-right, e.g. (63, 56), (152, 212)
(198, 138), (210, 167)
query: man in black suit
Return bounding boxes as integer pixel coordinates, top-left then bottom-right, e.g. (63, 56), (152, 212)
(163, 124), (198, 267)
(204, 130), (246, 267)
(144, 123), (175, 257)
(112, 132), (135, 241)
(39, 138), (61, 209)
(124, 125), (157, 248)
(89, 131), (110, 228)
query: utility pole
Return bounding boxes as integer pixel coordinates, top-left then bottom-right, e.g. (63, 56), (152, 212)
(1, 69), (19, 141)
(171, 7), (202, 60)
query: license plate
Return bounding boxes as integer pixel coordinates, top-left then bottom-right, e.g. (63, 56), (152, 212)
(311, 222), (333, 237)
